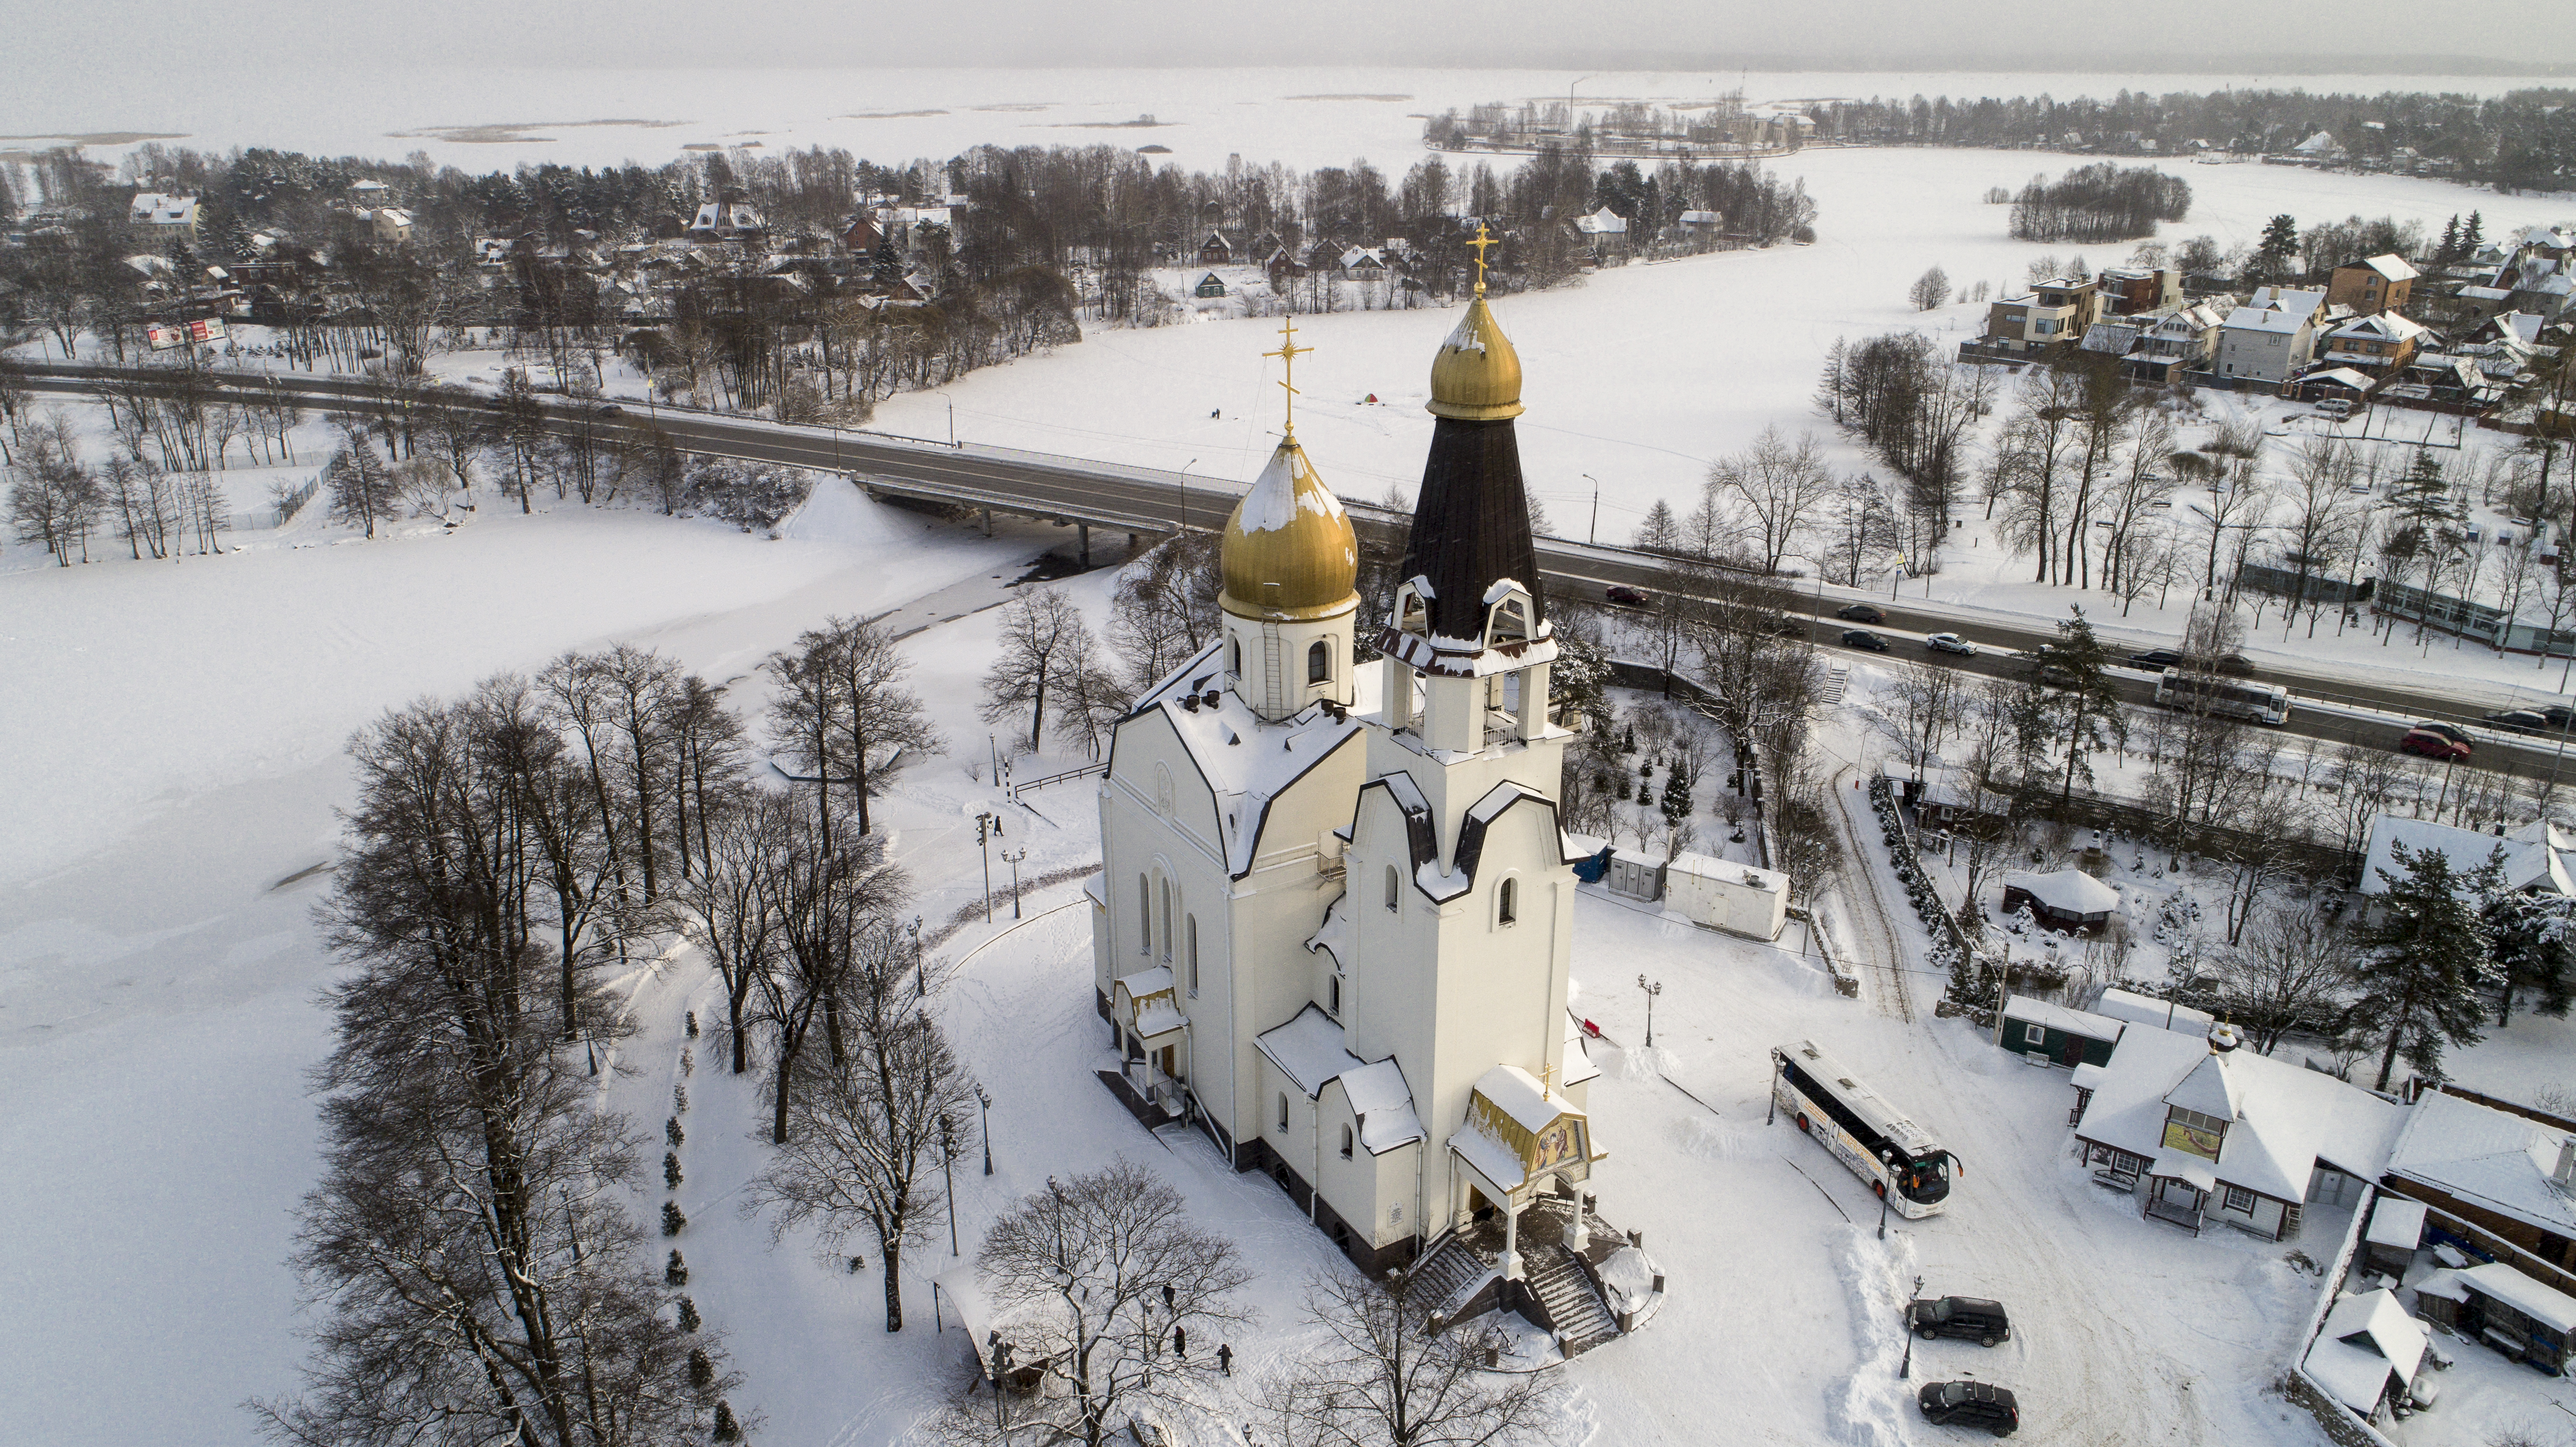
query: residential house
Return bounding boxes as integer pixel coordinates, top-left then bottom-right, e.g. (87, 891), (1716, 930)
(369, 208), (414, 245)
(2318, 311), (2429, 375)
(348, 179), (390, 202)
(2328, 254), (2420, 316)
(2301, 1289), (2430, 1422)
(1337, 247), (1388, 282)
(687, 200), (767, 242)
(128, 192), (199, 242)
(2383, 1086), (2576, 1273)
(1677, 209), (1721, 234)
(2077, 320), (2143, 362)
(2290, 130), (2346, 162)
(2127, 301), (2228, 381)
(2095, 266), (2183, 316)
(1995, 994), (2124, 1068)
(1573, 206), (1629, 260)
(2071, 1023), (2404, 1239)
(1193, 272), (1227, 298)
(2000, 867), (2121, 934)
(2215, 286), (2330, 383)
(2415, 1262), (2576, 1376)
(1197, 230), (1234, 266)
(840, 212), (886, 255)
(2359, 815), (2576, 899)
(1970, 277), (2103, 359)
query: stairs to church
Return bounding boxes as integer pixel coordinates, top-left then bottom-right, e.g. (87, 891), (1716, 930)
(1822, 662), (1850, 705)
(1526, 1245), (1621, 1357)
(1408, 1233), (1495, 1318)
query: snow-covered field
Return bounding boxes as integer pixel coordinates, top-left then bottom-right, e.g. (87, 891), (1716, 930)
(4, 66), (2566, 176)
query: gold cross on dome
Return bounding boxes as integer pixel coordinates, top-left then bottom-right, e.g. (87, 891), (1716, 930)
(1266, 315), (1312, 436)
(1467, 221), (1498, 295)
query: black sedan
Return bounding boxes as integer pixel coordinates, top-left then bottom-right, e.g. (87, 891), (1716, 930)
(1836, 603), (1886, 624)
(2127, 648), (2184, 670)
(1919, 1381), (2019, 1436)
(1841, 629), (1891, 652)
(2486, 709), (2553, 735)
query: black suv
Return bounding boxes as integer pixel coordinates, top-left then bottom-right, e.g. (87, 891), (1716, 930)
(1909, 1296), (2012, 1346)
(1919, 1380), (2019, 1436)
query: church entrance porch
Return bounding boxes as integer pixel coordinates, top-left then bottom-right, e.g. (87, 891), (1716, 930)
(1413, 1190), (1653, 1359)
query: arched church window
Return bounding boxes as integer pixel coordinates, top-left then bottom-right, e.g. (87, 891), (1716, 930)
(1489, 597), (1528, 643)
(1186, 916), (1199, 996)
(1138, 875), (1152, 954)
(1159, 879), (1174, 961)
(1154, 762), (1175, 815)
(1307, 639), (1331, 684)
(1230, 637), (1243, 675)
(1328, 975), (1341, 1016)
(1277, 1093), (1289, 1134)
(1384, 864), (1400, 912)
(1498, 877), (1519, 927)
(1340, 1124), (1354, 1160)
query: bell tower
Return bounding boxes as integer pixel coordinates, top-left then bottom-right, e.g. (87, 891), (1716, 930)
(1218, 318), (1359, 723)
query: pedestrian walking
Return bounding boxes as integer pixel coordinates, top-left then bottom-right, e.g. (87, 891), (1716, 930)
(1162, 1283), (1176, 1312)
(1174, 1325), (1188, 1360)
(1217, 1343), (1232, 1376)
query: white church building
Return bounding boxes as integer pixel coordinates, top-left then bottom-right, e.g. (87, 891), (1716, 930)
(1085, 288), (1619, 1316)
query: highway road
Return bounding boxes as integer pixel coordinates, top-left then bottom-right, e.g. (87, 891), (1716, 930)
(24, 360), (2576, 783)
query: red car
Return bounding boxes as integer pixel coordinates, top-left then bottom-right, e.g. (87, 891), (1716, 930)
(2399, 727), (2471, 761)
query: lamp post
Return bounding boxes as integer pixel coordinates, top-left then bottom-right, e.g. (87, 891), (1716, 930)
(1636, 975), (1661, 1049)
(1878, 1168), (1892, 1240)
(912, 914), (925, 999)
(940, 1117), (961, 1257)
(1002, 846), (1027, 919)
(1178, 458), (1197, 535)
(976, 811), (1001, 923)
(1901, 1274), (1923, 1378)
(978, 1086), (994, 1176)
(1583, 474), (1600, 545)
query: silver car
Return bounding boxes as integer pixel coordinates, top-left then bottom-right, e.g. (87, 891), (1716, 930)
(1925, 632), (1978, 657)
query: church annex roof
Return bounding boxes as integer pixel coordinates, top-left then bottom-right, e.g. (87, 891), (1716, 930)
(1254, 1005), (1425, 1153)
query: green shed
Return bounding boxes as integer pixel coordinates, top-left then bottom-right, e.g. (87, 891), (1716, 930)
(1996, 993), (2125, 1068)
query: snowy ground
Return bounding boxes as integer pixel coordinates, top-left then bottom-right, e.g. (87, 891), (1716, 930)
(6, 66), (2566, 176)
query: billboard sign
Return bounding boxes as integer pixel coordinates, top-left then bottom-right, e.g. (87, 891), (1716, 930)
(147, 324), (183, 351)
(187, 317), (229, 344)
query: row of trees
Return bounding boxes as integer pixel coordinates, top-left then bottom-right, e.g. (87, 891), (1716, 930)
(2005, 163), (2193, 244)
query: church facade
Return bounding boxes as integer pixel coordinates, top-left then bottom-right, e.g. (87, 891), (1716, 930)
(1086, 289), (1608, 1287)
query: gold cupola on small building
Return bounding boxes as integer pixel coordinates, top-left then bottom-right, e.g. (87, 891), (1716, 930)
(1217, 317), (1360, 721)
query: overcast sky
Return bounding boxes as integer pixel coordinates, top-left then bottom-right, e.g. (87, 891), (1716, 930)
(6, 0), (2568, 71)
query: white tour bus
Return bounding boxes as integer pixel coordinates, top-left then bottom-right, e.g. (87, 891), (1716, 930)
(1771, 1039), (1957, 1219)
(2153, 668), (2292, 725)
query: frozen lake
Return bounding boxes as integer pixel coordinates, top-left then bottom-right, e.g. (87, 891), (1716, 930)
(4, 65), (2569, 173)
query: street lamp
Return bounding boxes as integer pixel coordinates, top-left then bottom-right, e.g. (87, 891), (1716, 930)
(1636, 975), (1662, 1049)
(940, 1117), (961, 1256)
(912, 914), (925, 999)
(1178, 458), (1197, 535)
(1002, 846), (1027, 919)
(1582, 474), (1600, 545)
(976, 811), (1002, 923)
(978, 1086), (994, 1176)
(1901, 1275), (1924, 1377)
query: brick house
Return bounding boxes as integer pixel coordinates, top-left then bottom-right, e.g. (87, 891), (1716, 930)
(2328, 254), (2419, 316)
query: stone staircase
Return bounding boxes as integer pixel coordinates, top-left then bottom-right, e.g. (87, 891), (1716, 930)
(1525, 1244), (1621, 1357)
(1408, 1232), (1496, 1318)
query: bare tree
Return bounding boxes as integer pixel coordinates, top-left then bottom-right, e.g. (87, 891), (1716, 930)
(981, 588), (1086, 754)
(1908, 265), (1951, 311)
(1262, 1266), (1552, 1447)
(675, 788), (787, 1075)
(755, 810), (907, 1143)
(965, 1160), (1252, 1447)
(1870, 661), (1966, 781)
(766, 615), (944, 844)
(743, 982), (977, 1332)
(324, 428), (399, 539)
(1707, 426), (1835, 576)
(1107, 534), (1223, 691)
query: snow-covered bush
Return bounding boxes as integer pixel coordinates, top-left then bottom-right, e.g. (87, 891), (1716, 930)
(685, 456), (810, 532)
(664, 1151), (684, 1189)
(666, 1250), (689, 1288)
(667, 1116), (685, 1148)
(662, 1201), (688, 1237)
(676, 1296), (702, 1333)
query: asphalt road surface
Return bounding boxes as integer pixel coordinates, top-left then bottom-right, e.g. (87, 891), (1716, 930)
(26, 361), (2574, 783)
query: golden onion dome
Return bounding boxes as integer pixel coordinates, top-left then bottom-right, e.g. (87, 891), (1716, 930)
(1426, 293), (1524, 421)
(1219, 438), (1359, 620)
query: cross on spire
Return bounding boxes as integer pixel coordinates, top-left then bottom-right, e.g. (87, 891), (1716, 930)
(1266, 314), (1312, 436)
(1467, 221), (1498, 296)
(1539, 1059), (1556, 1099)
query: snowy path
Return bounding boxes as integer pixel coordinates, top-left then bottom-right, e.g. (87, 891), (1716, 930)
(1828, 766), (1916, 1024)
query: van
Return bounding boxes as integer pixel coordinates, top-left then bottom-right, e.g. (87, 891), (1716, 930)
(2317, 397), (2353, 419)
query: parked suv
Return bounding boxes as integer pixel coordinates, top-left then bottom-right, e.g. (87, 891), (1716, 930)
(1919, 1381), (2020, 1436)
(1908, 1296), (2012, 1346)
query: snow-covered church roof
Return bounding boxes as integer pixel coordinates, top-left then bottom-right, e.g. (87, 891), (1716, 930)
(1253, 1005), (1425, 1154)
(1119, 640), (1371, 878)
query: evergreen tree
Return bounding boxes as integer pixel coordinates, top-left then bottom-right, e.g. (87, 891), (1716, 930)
(2350, 841), (2501, 1090)
(2256, 214), (2299, 279)
(662, 1200), (689, 1236)
(2463, 210), (2484, 254)
(712, 1400), (741, 1443)
(2487, 890), (2576, 1027)
(2028, 606), (2126, 807)
(1659, 761), (1693, 827)
(676, 1296), (702, 1333)
(2435, 214), (2460, 265)
(666, 1250), (690, 1288)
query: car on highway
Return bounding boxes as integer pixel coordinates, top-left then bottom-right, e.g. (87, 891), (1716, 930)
(1836, 603), (1887, 624)
(2400, 726), (2471, 762)
(1918, 1380), (2019, 1436)
(2413, 722), (2472, 748)
(1604, 584), (1649, 606)
(2127, 648), (2185, 670)
(1841, 629), (1892, 652)
(2484, 709), (2553, 735)
(1908, 1296), (2013, 1346)
(2214, 652), (2257, 677)
(595, 403), (624, 417)
(1925, 632), (1978, 656)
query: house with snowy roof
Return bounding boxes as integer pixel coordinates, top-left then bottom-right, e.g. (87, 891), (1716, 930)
(2095, 265), (2182, 316)
(2318, 311), (2429, 375)
(2359, 815), (2575, 899)
(2071, 1023), (2405, 1238)
(2216, 287), (2329, 383)
(1572, 206), (1628, 259)
(2301, 1288), (2430, 1421)
(1089, 293), (1636, 1349)
(2328, 254), (2419, 317)
(2383, 1085), (2576, 1274)
(2001, 867), (2120, 934)
(127, 192), (198, 241)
